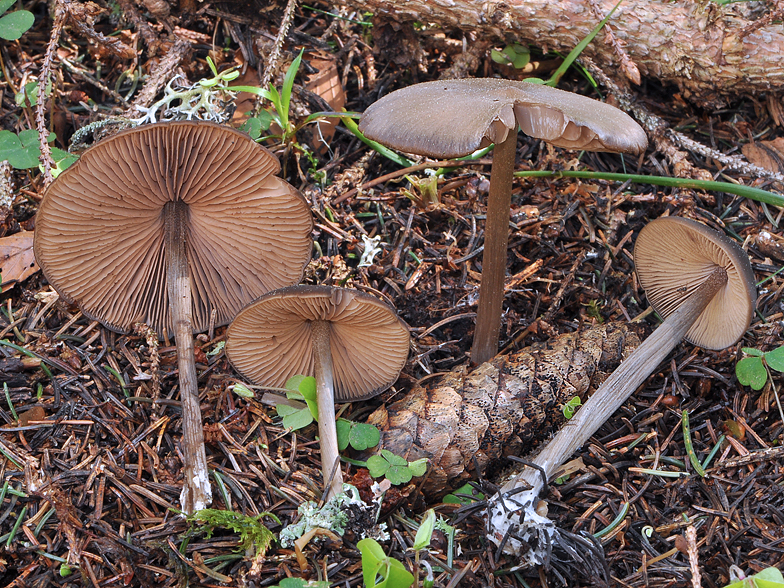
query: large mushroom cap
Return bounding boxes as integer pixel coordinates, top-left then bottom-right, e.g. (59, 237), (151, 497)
(634, 216), (756, 350)
(226, 285), (410, 401)
(358, 78), (648, 159)
(34, 121), (313, 336)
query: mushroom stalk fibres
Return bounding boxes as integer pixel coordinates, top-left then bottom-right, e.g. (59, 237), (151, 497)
(165, 200), (212, 513)
(311, 319), (345, 500)
(471, 133), (518, 365)
(501, 265), (729, 498)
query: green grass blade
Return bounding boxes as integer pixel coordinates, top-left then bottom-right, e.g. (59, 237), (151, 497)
(514, 169), (784, 207)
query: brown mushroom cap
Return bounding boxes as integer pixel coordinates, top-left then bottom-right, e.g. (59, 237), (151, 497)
(634, 216), (756, 350)
(34, 121), (313, 336)
(226, 285), (410, 401)
(358, 78), (648, 158)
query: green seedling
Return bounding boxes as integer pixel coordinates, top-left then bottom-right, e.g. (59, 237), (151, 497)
(0, 0), (34, 41)
(737, 344), (784, 427)
(724, 566), (784, 588)
(527, 0), (622, 87)
(0, 129), (77, 174)
(357, 538), (414, 588)
(337, 418), (380, 451)
(4, 382), (17, 421)
(15, 80), (50, 108)
(188, 509), (278, 557)
(231, 382), (255, 398)
(402, 173), (440, 211)
(442, 482), (484, 505)
(274, 375), (383, 457)
(491, 44), (530, 69)
(681, 410), (707, 477)
(736, 345), (784, 391)
(234, 50), (302, 145)
(366, 450), (427, 485)
(275, 375), (319, 430)
(563, 396), (582, 419)
(412, 509), (435, 552)
(411, 509), (436, 588)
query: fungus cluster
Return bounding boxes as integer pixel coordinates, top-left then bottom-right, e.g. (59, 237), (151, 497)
(34, 121), (313, 513)
(359, 79), (648, 364)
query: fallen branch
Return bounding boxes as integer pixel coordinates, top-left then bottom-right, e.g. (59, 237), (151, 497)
(338, 0), (784, 107)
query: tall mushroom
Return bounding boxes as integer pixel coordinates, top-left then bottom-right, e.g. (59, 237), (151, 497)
(488, 216), (756, 561)
(359, 78), (648, 364)
(34, 121), (314, 513)
(226, 285), (410, 500)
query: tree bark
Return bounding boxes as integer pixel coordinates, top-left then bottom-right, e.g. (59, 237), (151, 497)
(341, 0), (784, 107)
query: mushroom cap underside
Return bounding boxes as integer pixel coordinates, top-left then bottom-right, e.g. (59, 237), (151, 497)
(226, 285), (410, 402)
(34, 121), (314, 336)
(634, 216), (756, 350)
(358, 78), (648, 158)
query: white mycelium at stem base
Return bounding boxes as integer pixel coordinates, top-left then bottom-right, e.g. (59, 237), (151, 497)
(311, 320), (345, 501)
(165, 201), (212, 514)
(488, 266), (729, 562)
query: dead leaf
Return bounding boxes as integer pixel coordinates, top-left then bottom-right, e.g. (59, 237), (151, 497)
(293, 527), (343, 571)
(0, 230), (39, 293)
(305, 57), (346, 154)
(231, 67), (262, 126)
(18, 406), (46, 427)
(742, 138), (784, 173)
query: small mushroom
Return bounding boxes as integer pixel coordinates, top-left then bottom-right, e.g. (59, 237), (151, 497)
(226, 285), (410, 500)
(359, 78), (648, 364)
(488, 216), (756, 559)
(34, 121), (313, 513)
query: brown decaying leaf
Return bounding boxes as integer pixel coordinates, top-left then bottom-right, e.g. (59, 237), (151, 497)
(305, 57), (346, 152)
(367, 322), (640, 497)
(741, 138), (784, 174)
(0, 230), (39, 293)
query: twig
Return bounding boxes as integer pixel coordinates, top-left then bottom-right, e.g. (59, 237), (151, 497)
(686, 525), (702, 588)
(587, 0), (640, 84)
(583, 56), (784, 184)
(255, 0), (300, 115)
(126, 39), (192, 119)
(60, 59), (130, 107)
(333, 159), (493, 204)
(36, 0), (67, 188)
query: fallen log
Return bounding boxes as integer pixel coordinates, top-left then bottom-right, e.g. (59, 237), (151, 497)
(367, 322), (641, 498)
(339, 0), (784, 107)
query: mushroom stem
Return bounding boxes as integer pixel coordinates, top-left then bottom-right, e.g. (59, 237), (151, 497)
(311, 319), (345, 501)
(165, 201), (212, 514)
(471, 132), (518, 365)
(501, 265), (729, 498)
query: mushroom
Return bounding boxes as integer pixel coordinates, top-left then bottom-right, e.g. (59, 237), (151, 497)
(488, 216), (756, 561)
(359, 78), (648, 364)
(34, 121), (313, 513)
(226, 285), (410, 500)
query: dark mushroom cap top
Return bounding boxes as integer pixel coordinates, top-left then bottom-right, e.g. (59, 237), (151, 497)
(634, 216), (756, 350)
(226, 285), (410, 402)
(358, 78), (648, 158)
(34, 121), (313, 336)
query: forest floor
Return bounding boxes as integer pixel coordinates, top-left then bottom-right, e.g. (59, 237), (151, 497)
(1, 1), (783, 587)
